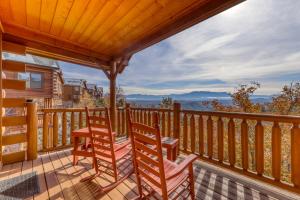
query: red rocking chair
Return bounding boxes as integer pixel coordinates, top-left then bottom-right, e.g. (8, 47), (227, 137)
(127, 110), (197, 200)
(81, 107), (133, 194)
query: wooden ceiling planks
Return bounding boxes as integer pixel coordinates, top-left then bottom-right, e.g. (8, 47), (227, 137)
(26, 0), (41, 29)
(40, 0), (58, 33)
(0, 0), (244, 70)
(10, 0), (26, 25)
(76, 0), (123, 45)
(100, 0), (198, 54)
(86, 0), (140, 48)
(59, 0), (90, 39)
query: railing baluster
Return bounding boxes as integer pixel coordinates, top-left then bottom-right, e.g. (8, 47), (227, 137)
(190, 114), (195, 153)
(291, 123), (300, 188)
(122, 109), (126, 135)
(228, 118), (236, 167)
(183, 113), (188, 151)
(198, 115), (204, 156)
(140, 110), (143, 123)
(43, 113), (49, 150)
(70, 111), (75, 144)
(144, 111), (147, 126)
(217, 117), (224, 162)
(162, 112), (166, 137)
(272, 121), (281, 181)
(117, 109), (121, 134)
(53, 112), (58, 147)
(79, 111), (83, 129)
(207, 115), (213, 159)
(137, 110), (140, 123)
(49, 113), (53, 148)
(62, 112), (67, 146)
(241, 119), (248, 171)
(255, 120), (264, 176)
(167, 111), (171, 137)
(148, 111), (152, 126)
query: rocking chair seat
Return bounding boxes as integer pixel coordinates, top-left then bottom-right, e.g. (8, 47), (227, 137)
(141, 159), (189, 196)
(72, 127), (116, 137)
(94, 141), (131, 163)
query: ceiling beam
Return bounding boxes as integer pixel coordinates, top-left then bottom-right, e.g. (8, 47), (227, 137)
(0, 20), (3, 33)
(2, 35), (111, 70)
(2, 23), (112, 69)
(118, 0), (244, 58)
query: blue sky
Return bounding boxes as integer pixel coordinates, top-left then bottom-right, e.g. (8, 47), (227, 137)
(60, 0), (300, 95)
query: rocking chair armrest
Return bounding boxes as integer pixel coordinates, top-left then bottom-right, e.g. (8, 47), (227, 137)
(166, 154), (197, 180)
(114, 140), (131, 152)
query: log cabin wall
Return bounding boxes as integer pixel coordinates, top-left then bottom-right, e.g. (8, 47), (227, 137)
(4, 64), (63, 108)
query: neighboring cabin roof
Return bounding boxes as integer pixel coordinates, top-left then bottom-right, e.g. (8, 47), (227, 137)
(86, 84), (97, 90)
(64, 78), (86, 87)
(2, 52), (60, 70)
(0, 0), (244, 69)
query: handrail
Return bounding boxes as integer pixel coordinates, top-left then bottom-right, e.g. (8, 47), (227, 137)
(129, 105), (300, 194)
(181, 109), (300, 123)
(37, 105), (300, 194)
(38, 107), (107, 152)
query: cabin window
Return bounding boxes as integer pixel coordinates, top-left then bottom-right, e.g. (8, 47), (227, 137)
(74, 86), (80, 93)
(18, 72), (43, 89)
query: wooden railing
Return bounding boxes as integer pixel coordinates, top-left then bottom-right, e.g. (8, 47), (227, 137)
(38, 104), (300, 193)
(126, 104), (300, 194)
(39, 108), (106, 151)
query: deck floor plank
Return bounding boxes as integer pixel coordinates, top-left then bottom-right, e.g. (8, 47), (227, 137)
(22, 160), (33, 200)
(1, 149), (299, 200)
(56, 150), (96, 200)
(63, 150), (112, 200)
(85, 156), (137, 200)
(49, 151), (81, 200)
(76, 153), (125, 199)
(33, 156), (50, 200)
(41, 153), (64, 199)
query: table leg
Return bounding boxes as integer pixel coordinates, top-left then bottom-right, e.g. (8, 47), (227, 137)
(172, 146), (177, 161)
(167, 147), (172, 161)
(73, 137), (79, 165)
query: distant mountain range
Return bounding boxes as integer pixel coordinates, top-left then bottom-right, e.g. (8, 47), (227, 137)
(126, 91), (272, 101)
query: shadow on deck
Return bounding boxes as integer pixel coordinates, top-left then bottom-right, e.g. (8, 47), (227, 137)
(0, 149), (299, 200)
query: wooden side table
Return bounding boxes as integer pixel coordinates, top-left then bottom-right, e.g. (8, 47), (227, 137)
(72, 127), (116, 165)
(161, 137), (178, 161)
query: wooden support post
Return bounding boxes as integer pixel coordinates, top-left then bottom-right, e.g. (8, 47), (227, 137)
(26, 101), (37, 160)
(109, 62), (117, 131)
(173, 102), (181, 139)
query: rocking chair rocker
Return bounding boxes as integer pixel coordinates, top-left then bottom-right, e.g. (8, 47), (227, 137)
(127, 109), (197, 200)
(81, 107), (133, 194)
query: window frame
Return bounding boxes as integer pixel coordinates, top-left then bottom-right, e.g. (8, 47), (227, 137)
(18, 71), (44, 90)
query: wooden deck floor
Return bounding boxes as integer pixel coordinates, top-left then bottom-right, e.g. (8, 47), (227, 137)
(0, 149), (299, 200)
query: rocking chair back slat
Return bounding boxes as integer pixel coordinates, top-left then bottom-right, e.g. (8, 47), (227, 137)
(81, 107), (133, 195)
(85, 107), (116, 165)
(127, 108), (197, 199)
(128, 111), (169, 197)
